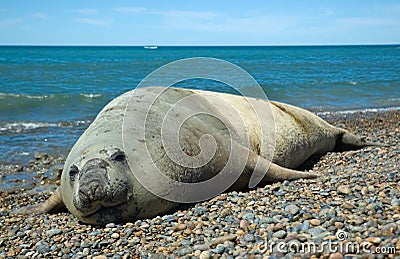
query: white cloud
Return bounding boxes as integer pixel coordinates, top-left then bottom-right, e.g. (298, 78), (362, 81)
(319, 8), (335, 17)
(153, 10), (295, 36)
(153, 10), (219, 20)
(73, 9), (99, 16)
(76, 18), (113, 26)
(0, 18), (23, 28)
(336, 17), (400, 27)
(114, 7), (146, 14)
(32, 12), (47, 19)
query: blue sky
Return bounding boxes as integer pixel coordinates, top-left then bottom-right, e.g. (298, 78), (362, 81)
(1, 0), (399, 45)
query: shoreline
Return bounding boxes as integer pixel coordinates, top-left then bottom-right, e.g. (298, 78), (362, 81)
(0, 109), (399, 258)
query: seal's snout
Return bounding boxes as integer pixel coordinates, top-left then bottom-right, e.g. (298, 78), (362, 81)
(76, 158), (110, 208)
(79, 180), (105, 204)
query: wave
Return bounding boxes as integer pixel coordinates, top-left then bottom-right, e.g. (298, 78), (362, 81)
(0, 92), (104, 100)
(0, 92), (50, 99)
(317, 106), (400, 116)
(80, 93), (103, 98)
(0, 92), (111, 113)
(0, 120), (91, 134)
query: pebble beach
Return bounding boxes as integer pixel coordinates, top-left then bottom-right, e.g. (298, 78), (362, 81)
(0, 110), (399, 258)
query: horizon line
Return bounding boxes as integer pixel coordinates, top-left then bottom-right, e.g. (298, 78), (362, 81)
(1, 43), (399, 47)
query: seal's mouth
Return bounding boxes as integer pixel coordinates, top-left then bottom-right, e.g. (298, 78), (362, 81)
(80, 202), (129, 225)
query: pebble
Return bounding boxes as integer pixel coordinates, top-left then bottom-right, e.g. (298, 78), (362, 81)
(46, 228), (62, 237)
(334, 222), (344, 229)
(301, 220), (311, 231)
(366, 237), (382, 244)
(1, 111), (399, 258)
(199, 251), (210, 259)
(36, 244), (50, 254)
(329, 252), (343, 259)
(111, 233), (120, 239)
(176, 223), (186, 231)
(105, 223), (115, 228)
(244, 234), (255, 242)
(242, 212), (255, 221)
(211, 234), (237, 245)
(308, 227), (325, 236)
(310, 219), (320, 226)
(337, 185), (351, 195)
(215, 244), (225, 254)
(284, 204), (300, 215)
(273, 230), (287, 239)
(360, 186), (369, 195)
(239, 219), (249, 230)
(391, 199), (400, 206)
(342, 202), (355, 209)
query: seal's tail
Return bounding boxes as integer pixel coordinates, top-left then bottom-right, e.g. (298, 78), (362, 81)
(334, 130), (389, 152)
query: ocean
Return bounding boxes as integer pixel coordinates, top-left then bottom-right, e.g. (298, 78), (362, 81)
(0, 45), (399, 165)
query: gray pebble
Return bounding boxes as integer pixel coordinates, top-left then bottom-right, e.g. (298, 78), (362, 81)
(193, 244), (210, 251)
(181, 239), (191, 246)
(391, 199), (400, 206)
(177, 247), (192, 256)
(284, 204), (300, 215)
(36, 244), (50, 254)
(164, 216), (176, 222)
(46, 228), (62, 237)
(244, 234), (255, 242)
(105, 223), (115, 228)
(129, 237), (140, 245)
(242, 212), (255, 221)
(273, 230), (287, 239)
(83, 248), (90, 256)
(301, 220), (311, 231)
(80, 242), (91, 248)
(215, 244), (225, 254)
(308, 227), (325, 236)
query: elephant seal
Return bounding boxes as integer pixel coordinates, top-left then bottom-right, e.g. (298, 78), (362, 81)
(13, 87), (386, 225)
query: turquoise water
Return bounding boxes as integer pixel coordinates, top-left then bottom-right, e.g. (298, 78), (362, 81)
(0, 45), (399, 164)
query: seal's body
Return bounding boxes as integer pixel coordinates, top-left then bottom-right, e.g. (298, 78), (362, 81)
(13, 87), (385, 225)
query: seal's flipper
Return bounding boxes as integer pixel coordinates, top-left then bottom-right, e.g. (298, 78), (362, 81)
(335, 131), (389, 152)
(247, 151), (317, 188)
(12, 187), (65, 214)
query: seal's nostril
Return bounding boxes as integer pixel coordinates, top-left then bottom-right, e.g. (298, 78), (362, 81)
(78, 188), (89, 203)
(79, 181), (105, 203)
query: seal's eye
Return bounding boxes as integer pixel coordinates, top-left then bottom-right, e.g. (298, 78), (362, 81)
(111, 151), (126, 162)
(69, 165), (79, 181)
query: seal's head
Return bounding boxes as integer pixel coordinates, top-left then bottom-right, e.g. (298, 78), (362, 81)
(61, 147), (136, 225)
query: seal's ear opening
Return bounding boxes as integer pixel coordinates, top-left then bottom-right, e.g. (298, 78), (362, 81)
(334, 131), (388, 152)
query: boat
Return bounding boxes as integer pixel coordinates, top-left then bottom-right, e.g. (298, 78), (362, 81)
(144, 46), (158, 50)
